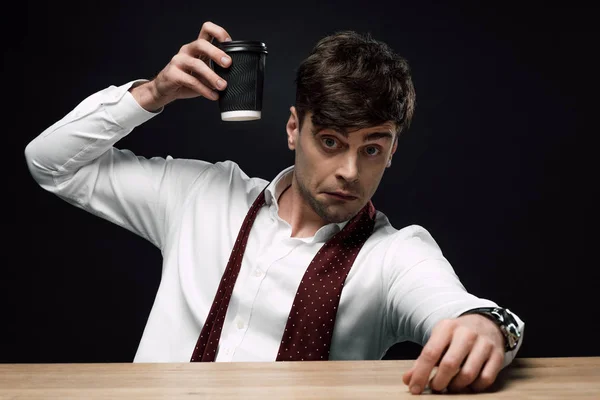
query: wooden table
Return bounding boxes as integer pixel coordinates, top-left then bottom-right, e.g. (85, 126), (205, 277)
(1, 357), (598, 399)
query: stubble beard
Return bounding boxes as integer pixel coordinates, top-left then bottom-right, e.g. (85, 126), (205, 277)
(294, 172), (359, 224)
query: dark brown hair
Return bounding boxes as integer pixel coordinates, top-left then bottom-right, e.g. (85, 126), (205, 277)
(295, 31), (415, 137)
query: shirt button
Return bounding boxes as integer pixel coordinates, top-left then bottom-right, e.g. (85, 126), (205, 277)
(236, 318), (245, 330)
(254, 269), (264, 277)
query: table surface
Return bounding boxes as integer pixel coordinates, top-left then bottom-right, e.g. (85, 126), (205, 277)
(1, 357), (598, 399)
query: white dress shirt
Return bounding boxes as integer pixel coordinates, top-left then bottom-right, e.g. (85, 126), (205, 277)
(24, 80), (524, 366)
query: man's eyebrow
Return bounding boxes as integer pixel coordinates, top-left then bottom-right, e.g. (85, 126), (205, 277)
(313, 128), (394, 142)
(362, 132), (394, 142)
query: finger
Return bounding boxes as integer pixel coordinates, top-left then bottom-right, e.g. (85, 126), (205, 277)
(447, 337), (493, 392)
(180, 39), (232, 70)
(171, 53), (227, 92)
(196, 38), (232, 69)
(429, 327), (477, 392)
(402, 366), (414, 385)
(183, 38), (232, 70)
(408, 320), (453, 394)
(198, 21), (232, 43)
(469, 349), (504, 392)
(170, 66), (219, 100)
(191, 72), (220, 95)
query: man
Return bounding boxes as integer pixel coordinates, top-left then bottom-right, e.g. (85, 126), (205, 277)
(25, 22), (524, 394)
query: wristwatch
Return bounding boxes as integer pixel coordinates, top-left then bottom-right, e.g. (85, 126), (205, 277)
(462, 307), (522, 352)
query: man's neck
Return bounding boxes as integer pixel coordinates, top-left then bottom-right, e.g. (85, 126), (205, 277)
(277, 175), (327, 238)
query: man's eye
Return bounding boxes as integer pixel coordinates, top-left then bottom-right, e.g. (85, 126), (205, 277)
(323, 138), (337, 148)
(365, 146), (380, 156)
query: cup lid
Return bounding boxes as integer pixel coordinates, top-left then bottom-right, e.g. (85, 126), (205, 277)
(216, 40), (268, 54)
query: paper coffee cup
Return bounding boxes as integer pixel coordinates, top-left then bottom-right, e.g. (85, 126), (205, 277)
(213, 40), (268, 121)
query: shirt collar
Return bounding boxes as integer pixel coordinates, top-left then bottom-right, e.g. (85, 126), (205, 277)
(264, 166), (349, 242)
(264, 165), (294, 207)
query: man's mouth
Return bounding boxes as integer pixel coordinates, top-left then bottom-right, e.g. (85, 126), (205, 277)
(325, 192), (358, 201)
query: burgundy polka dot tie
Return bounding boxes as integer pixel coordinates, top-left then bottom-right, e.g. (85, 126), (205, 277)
(190, 188), (376, 362)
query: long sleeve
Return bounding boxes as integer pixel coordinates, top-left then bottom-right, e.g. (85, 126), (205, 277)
(24, 80), (217, 250)
(383, 225), (525, 368)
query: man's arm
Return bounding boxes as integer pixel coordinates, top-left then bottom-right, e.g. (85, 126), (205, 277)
(25, 82), (197, 248)
(24, 22), (234, 249)
(383, 225), (525, 394)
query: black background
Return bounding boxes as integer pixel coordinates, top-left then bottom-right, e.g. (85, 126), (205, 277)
(3, 1), (597, 362)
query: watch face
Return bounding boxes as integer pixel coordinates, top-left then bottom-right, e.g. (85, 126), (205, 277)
(497, 308), (521, 351)
(505, 322), (521, 350)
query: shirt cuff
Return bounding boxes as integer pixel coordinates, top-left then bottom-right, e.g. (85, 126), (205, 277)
(104, 80), (163, 130)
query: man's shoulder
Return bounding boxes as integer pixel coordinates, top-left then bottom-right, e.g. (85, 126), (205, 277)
(372, 212), (431, 239)
(170, 158), (268, 186)
(176, 158), (270, 201)
(365, 217), (447, 276)
(370, 214), (440, 252)
(211, 159), (270, 190)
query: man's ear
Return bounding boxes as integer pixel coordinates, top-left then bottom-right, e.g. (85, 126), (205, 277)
(286, 106), (300, 150)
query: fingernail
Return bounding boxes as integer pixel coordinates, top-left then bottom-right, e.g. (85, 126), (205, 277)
(221, 56), (231, 66)
(224, 37), (232, 42)
(410, 385), (421, 394)
(216, 79), (225, 89)
(210, 91), (219, 100)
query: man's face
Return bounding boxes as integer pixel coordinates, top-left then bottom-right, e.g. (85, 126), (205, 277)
(286, 107), (398, 224)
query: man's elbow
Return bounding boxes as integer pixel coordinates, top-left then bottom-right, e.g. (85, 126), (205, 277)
(24, 140), (56, 191)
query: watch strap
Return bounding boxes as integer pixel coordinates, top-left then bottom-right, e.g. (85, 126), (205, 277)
(461, 307), (521, 352)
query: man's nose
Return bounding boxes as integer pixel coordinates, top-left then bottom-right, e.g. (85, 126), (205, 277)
(335, 154), (359, 182)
